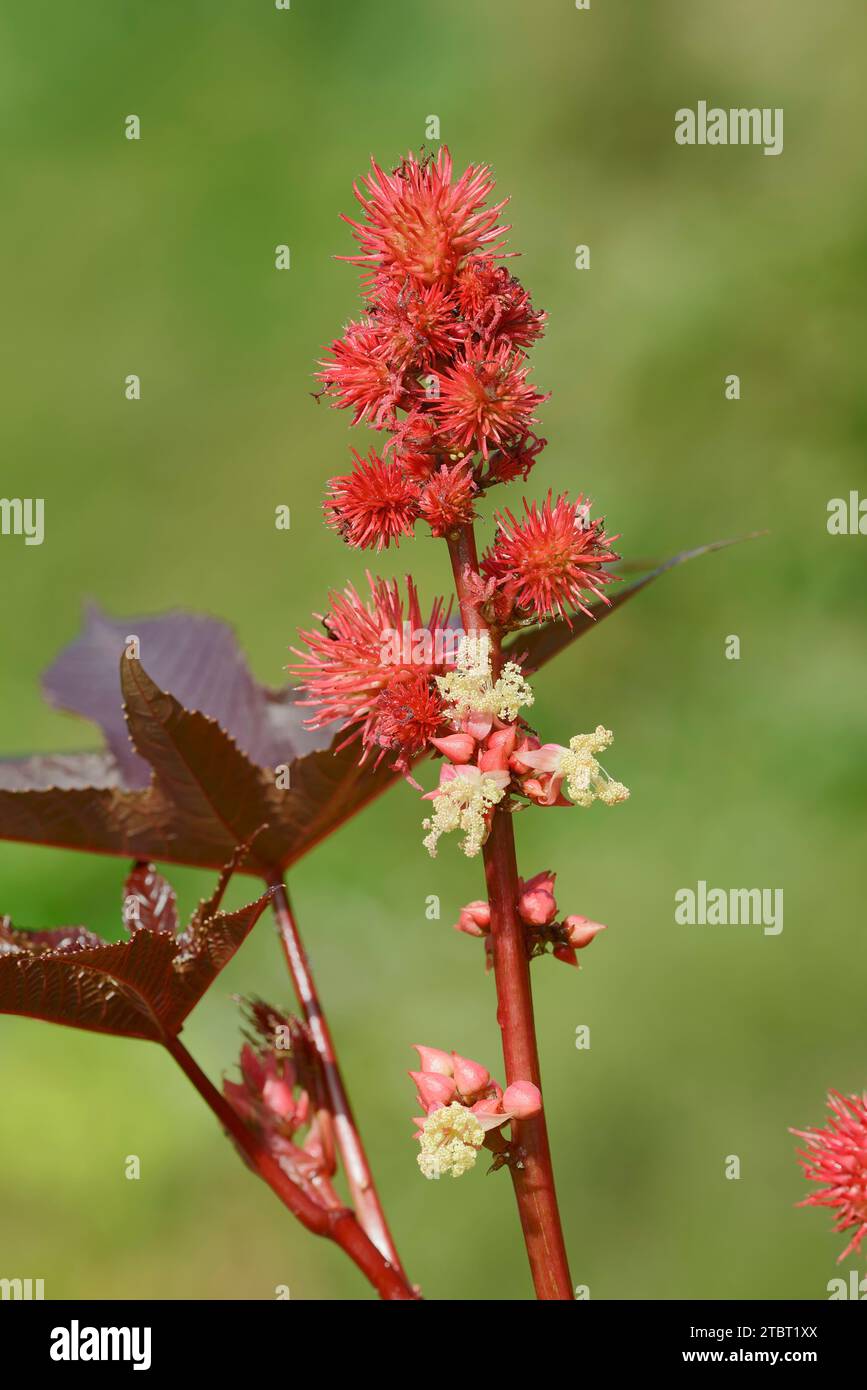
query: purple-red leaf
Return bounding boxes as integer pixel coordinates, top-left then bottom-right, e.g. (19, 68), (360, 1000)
(119, 656), (288, 873)
(0, 657), (396, 875)
(42, 605), (325, 788)
(124, 862), (178, 935)
(0, 862), (271, 1042)
(0, 752), (123, 792)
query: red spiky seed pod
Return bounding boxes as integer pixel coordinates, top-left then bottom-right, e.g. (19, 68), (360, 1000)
(340, 149), (510, 289)
(417, 463), (477, 537)
(324, 448), (419, 551)
(480, 491), (620, 623)
(433, 342), (548, 460)
(317, 320), (406, 429)
(792, 1091), (867, 1261)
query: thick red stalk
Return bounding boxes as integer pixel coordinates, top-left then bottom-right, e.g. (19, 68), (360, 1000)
(446, 525), (574, 1301)
(165, 1034), (416, 1300)
(267, 878), (407, 1279)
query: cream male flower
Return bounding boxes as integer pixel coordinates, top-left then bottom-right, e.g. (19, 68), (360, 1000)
(422, 763), (509, 857)
(436, 634), (533, 731)
(518, 726), (629, 808)
(417, 1103), (485, 1179)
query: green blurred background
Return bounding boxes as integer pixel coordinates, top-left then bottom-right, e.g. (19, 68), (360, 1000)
(1, 0), (865, 1300)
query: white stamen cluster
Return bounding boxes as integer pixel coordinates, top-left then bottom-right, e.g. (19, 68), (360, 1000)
(417, 1103), (485, 1179)
(422, 767), (507, 858)
(558, 726), (630, 807)
(436, 636), (534, 726)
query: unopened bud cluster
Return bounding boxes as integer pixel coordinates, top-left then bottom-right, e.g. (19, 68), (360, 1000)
(410, 1045), (542, 1179)
(455, 869), (607, 969)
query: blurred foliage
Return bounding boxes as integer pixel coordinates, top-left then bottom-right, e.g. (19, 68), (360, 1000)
(0, 0), (865, 1299)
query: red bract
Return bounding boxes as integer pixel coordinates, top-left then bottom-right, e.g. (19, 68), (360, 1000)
(325, 448), (419, 551)
(317, 320), (404, 429)
(340, 149), (510, 288)
(290, 574), (451, 761)
(481, 491), (620, 623)
(792, 1091), (867, 1261)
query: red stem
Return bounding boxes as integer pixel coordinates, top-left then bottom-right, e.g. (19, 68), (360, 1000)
(164, 1034), (417, 1300)
(447, 525), (574, 1301)
(267, 878), (408, 1280)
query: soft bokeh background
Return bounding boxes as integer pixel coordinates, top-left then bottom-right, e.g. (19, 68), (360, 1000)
(1, 0), (865, 1300)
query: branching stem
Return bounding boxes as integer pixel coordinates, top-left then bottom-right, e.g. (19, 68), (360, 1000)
(165, 1033), (417, 1301)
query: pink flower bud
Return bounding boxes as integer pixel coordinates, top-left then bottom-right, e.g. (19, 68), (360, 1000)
(517, 872), (558, 926)
(503, 1081), (543, 1118)
(262, 1076), (296, 1121)
(518, 888), (557, 925)
(454, 900), (491, 937)
(409, 1070), (456, 1110)
(486, 725), (518, 759)
(563, 914), (607, 949)
(480, 725), (517, 772)
(509, 736), (542, 775)
(451, 1052), (490, 1100)
(413, 1044), (454, 1076)
(430, 732), (476, 764)
(478, 744), (508, 774)
(553, 943), (579, 967)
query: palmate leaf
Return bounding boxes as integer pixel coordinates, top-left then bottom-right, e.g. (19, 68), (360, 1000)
(0, 612), (396, 875)
(0, 857), (271, 1042)
(0, 727), (395, 875)
(42, 605), (324, 787)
